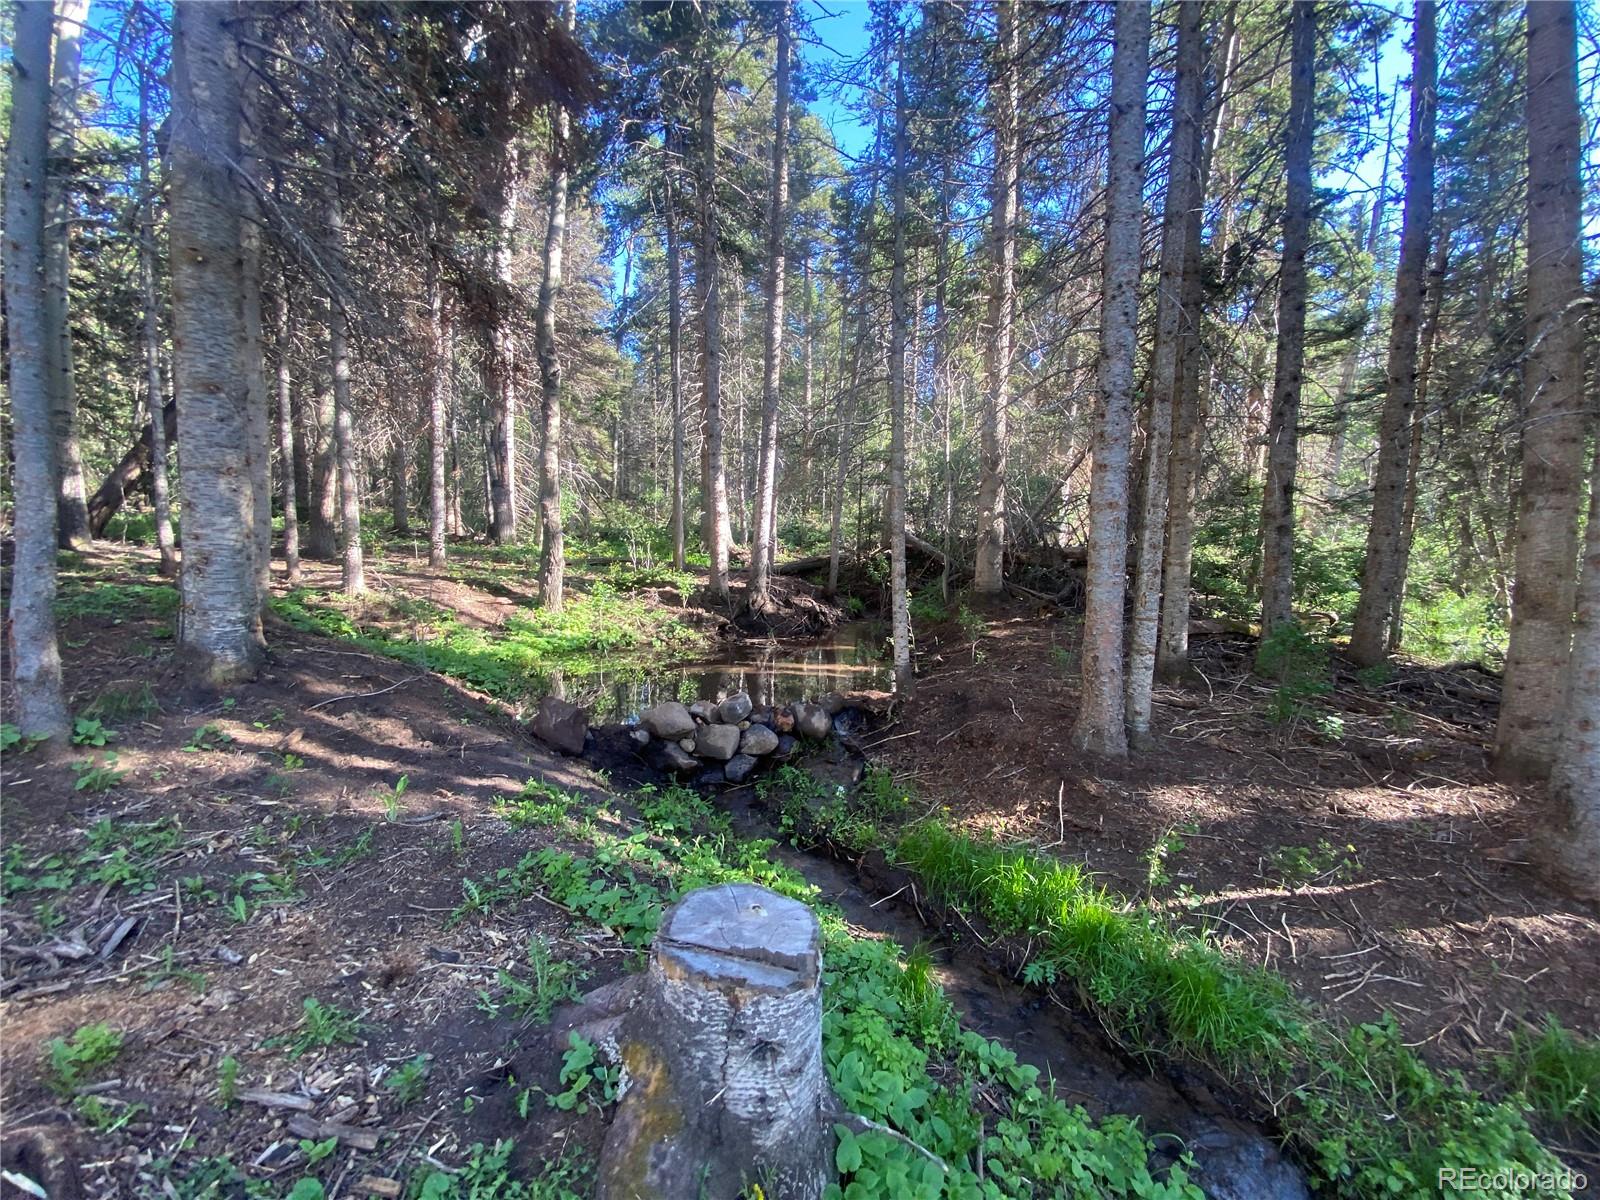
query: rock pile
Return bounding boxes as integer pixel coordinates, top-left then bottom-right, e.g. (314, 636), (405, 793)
(634, 689), (891, 787)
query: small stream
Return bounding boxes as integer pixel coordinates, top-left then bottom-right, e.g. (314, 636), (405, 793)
(586, 621), (1312, 1200)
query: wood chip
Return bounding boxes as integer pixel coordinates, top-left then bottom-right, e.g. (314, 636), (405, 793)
(98, 916), (139, 960)
(236, 1089), (315, 1112)
(287, 1115), (382, 1151)
(356, 1177), (402, 1198)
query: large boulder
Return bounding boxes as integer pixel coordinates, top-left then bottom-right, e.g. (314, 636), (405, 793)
(533, 696), (589, 755)
(689, 700), (722, 724)
(723, 753), (759, 784)
(718, 692), (754, 723)
(695, 722), (741, 761)
(790, 702), (831, 741)
(641, 701), (696, 741)
(740, 724), (780, 757)
(770, 734), (799, 762)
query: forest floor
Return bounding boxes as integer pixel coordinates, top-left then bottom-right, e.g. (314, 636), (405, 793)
(2, 540), (1598, 1198)
(886, 600), (1600, 1115)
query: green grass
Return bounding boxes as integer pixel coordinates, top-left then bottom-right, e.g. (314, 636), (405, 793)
(1496, 1017), (1600, 1135)
(270, 584), (706, 705)
(880, 819), (1566, 1199)
(282, 997), (362, 1058)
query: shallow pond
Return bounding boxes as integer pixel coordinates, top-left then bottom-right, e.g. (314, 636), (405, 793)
(534, 620), (893, 722)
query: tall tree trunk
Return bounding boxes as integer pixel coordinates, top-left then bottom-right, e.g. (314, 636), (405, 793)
(46, 0), (91, 548)
(749, 3), (792, 612)
(1494, 0), (1589, 781)
(1349, 0), (1437, 666)
(697, 48), (731, 600)
(1071, 0), (1148, 758)
(170, 0), (265, 686)
(328, 105), (364, 597)
(888, 34), (912, 695)
(537, 2), (575, 612)
(237, 26), (272, 603)
(274, 287), (301, 585)
(1549, 441), (1600, 898)
(307, 375), (340, 560)
(427, 248), (449, 568)
(5, 0), (71, 739)
(1256, 0), (1317, 643)
(1125, 0), (1205, 747)
(1387, 226), (1451, 652)
(487, 142), (521, 544)
(389, 436), (410, 534)
(1155, 0), (1235, 681)
(666, 137), (687, 571)
(974, 0), (1020, 595)
(138, 53), (177, 578)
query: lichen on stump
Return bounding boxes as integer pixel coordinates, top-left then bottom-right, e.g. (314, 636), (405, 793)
(588, 883), (833, 1200)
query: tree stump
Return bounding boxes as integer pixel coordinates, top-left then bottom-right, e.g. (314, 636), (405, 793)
(592, 883), (833, 1200)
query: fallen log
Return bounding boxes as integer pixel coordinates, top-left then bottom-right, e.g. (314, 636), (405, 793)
(87, 401), (177, 538)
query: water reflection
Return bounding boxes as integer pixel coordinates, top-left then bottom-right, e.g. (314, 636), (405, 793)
(528, 621), (893, 722)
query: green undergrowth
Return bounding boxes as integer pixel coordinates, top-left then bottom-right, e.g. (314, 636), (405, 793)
(758, 769), (1574, 1199)
(451, 780), (1202, 1199)
(269, 586), (704, 702)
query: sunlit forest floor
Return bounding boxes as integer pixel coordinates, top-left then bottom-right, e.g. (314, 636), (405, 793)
(3, 540), (1598, 1196)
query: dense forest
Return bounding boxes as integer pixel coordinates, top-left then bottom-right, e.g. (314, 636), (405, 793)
(2, 1), (1599, 1198)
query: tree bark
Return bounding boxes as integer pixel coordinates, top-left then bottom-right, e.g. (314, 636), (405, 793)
(237, 22), (272, 605)
(537, 2), (575, 612)
(1071, 1), (1148, 758)
(1125, 0), (1205, 747)
(46, 0), (91, 548)
(306, 377), (340, 560)
(170, 0), (265, 686)
(974, 0), (1020, 595)
(1387, 226), (1451, 653)
(587, 885), (834, 1200)
(697, 46), (731, 600)
(888, 33), (913, 696)
(1550, 442), (1600, 898)
(487, 141), (522, 545)
(138, 54), (178, 577)
(427, 248), (449, 568)
(1493, 0), (1590, 781)
(1256, 0), (1317, 643)
(328, 105), (365, 596)
(1349, 0), (1437, 667)
(665, 135), (687, 572)
(5, 0), (71, 740)
(274, 287), (301, 585)
(749, 3), (792, 612)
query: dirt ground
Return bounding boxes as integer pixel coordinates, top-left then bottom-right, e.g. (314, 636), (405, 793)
(1, 547), (652, 1197)
(883, 599), (1600, 1152)
(4, 544), (1598, 1194)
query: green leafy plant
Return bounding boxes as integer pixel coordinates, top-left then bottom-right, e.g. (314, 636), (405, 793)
(1268, 840), (1361, 888)
(182, 722), (233, 752)
(380, 774), (409, 820)
(72, 753), (128, 793)
(71, 716), (116, 747)
(82, 681), (159, 722)
(1144, 821), (1198, 893)
(283, 997), (362, 1058)
(384, 1054), (431, 1109)
(548, 1033), (619, 1114)
(477, 936), (586, 1025)
(298, 1137), (338, 1166)
(217, 1054), (241, 1106)
(44, 1023), (123, 1095)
